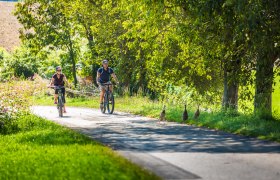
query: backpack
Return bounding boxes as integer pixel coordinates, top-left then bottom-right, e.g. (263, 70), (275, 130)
(100, 67), (112, 74)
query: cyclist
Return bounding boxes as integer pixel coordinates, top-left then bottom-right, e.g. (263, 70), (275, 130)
(48, 66), (68, 113)
(96, 59), (119, 109)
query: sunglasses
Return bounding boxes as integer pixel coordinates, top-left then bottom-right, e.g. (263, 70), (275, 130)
(57, 70), (61, 72)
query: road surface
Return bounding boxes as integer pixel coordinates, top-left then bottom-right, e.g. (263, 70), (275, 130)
(32, 106), (280, 180)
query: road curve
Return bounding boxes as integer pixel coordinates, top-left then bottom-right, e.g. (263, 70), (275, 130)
(31, 106), (280, 180)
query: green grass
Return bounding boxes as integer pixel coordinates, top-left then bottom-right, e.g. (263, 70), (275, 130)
(33, 95), (99, 108)
(33, 95), (174, 118)
(0, 114), (159, 180)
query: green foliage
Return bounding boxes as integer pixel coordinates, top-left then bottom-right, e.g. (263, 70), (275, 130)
(0, 47), (9, 63)
(0, 47), (12, 79)
(0, 79), (47, 134)
(0, 44), (50, 80)
(15, 0), (82, 86)
(13, 0), (280, 117)
(4, 46), (42, 78)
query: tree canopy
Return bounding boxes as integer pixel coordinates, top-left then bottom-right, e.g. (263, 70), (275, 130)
(10, 0), (280, 118)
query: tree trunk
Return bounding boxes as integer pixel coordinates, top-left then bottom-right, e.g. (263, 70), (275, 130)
(254, 53), (275, 119)
(87, 31), (98, 87)
(86, 30), (94, 56)
(82, 22), (98, 87)
(69, 49), (77, 87)
(68, 37), (77, 87)
(221, 15), (241, 111)
(222, 64), (239, 110)
(222, 53), (241, 110)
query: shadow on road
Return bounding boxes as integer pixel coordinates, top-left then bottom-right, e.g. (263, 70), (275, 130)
(75, 120), (280, 153)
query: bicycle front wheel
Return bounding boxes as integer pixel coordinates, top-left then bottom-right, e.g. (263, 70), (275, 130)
(107, 93), (114, 114)
(58, 97), (63, 117)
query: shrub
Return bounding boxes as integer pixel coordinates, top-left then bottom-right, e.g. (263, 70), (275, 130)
(0, 77), (47, 134)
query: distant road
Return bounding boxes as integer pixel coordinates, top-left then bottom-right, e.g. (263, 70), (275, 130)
(32, 106), (280, 180)
(0, 1), (21, 52)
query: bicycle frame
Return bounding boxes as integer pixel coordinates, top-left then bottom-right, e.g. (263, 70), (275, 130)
(53, 86), (64, 117)
(101, 82), (114, 114)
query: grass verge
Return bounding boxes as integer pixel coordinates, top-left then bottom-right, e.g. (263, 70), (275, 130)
(34, 94), (280, 143)
(0, 113), (159, 180)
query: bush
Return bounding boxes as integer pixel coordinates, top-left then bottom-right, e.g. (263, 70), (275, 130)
(0, 45), (43, 80)
(0, 78), (47, 134)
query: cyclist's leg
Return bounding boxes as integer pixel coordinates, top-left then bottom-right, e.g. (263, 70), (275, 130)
(54, 89), (58, 104)
(99, 85), (105, 108)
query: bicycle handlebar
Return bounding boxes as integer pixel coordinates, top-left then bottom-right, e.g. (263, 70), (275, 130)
(100, 82), (115, 86)
(49, 85), (65, 89)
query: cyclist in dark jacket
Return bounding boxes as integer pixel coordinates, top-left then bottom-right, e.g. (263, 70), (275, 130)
(48, 66), (68, 113)
(96, 60), (119, 108)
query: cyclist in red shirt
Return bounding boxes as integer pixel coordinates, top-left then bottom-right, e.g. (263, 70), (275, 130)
(48, 66), (68, 113)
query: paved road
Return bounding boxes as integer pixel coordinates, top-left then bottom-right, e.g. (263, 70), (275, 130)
(32, 106), (280, 180)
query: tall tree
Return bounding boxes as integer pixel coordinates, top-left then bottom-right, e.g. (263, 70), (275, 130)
(15, 0), (79, 86)
(249, 0), (280, 118)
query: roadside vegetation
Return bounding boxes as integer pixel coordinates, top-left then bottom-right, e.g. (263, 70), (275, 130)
(0, 80), (159, 180)
(1, 1), (279, 178)
(1, 1), (279, 121)
(0, 113), (159, 180)
(11, 0), (280, 120)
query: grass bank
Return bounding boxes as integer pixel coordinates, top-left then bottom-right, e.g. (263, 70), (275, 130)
(0, 114), (159, 180)
(34, 93), (280, 143)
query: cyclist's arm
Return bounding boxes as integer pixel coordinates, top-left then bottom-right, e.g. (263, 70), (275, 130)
(96, 72), (101, 85)
(48, 78), (54, 87)
(112, 73), (119, 84)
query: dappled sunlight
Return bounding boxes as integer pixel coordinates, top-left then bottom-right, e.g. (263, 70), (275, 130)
(33, 106), (280, 153)
(83, 122), (280, 153)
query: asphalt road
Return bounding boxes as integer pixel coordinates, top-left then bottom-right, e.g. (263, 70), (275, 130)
(31, 106), (280, 180)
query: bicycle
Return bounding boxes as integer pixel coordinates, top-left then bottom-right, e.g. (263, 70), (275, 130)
(50, 86), (65, 117)
(100, 82), (114, 114)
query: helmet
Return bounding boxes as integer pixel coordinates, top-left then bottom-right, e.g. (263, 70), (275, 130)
(102, 59), (108, 64)
(56, 66), (61, 71)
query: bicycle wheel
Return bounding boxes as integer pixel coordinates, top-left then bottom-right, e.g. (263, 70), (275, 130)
(107, 92), (114, 114)
(58, 97), (63, 117)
